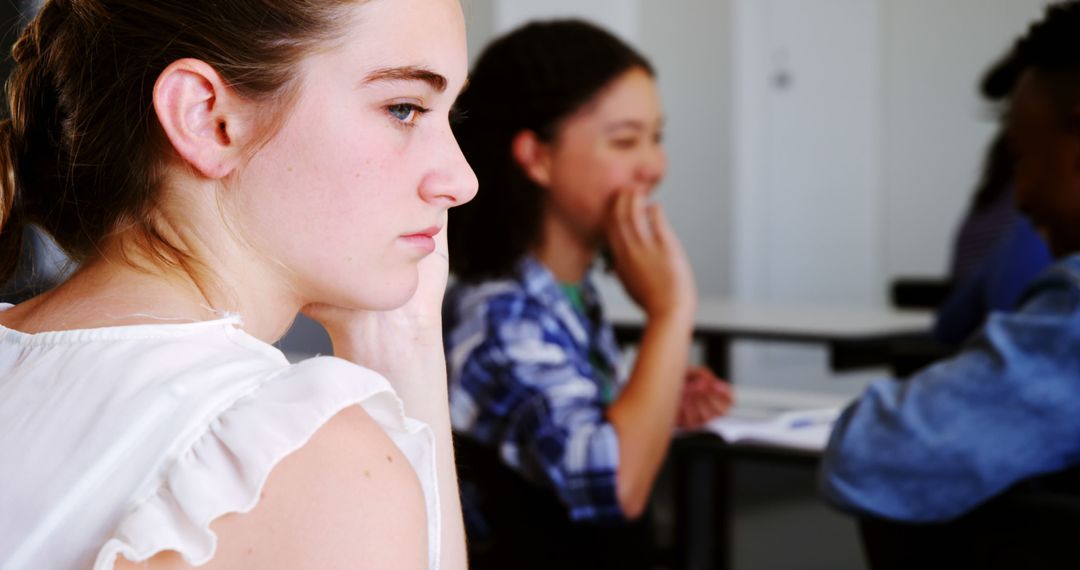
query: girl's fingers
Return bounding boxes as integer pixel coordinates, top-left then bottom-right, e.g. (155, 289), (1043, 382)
(678, 391), (705, 428)
(647, 202), (676, 248)
(609, 191), (656, 249)
(687, 386), (733, 423)
(707, 393), (730, 418)
(679, 402), (697, 428)
(630, 193), (655, 244)
(691, 401), (708, 427)
(606, 192), (635, 251)
(712, 379), (734, 402)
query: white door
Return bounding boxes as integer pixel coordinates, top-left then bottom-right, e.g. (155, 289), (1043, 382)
(731, 0), (884, 393)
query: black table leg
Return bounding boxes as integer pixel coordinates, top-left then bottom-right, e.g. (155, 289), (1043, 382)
(703, 334), (731, 380)
(674, 435), (733, 570)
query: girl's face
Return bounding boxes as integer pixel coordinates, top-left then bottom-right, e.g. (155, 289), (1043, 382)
(1009, 71), (1080, 257)
(543, 67), (667, 245)
(235, 0), (477, 310)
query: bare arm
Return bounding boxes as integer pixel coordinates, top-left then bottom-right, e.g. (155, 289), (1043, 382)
(325, 321), (463, 570)
(305, 226), (465, 570)
(113, 226), (462, 570)
(603, 192), (698, 519)
(112, 406), (427, 570)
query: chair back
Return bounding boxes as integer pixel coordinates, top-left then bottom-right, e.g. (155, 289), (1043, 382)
(454, 434), (655, 570)
(859, 465), (1080, 570)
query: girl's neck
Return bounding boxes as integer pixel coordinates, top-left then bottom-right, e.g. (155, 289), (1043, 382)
(533, 216), (597, 284)
(0, 240), (300, 344)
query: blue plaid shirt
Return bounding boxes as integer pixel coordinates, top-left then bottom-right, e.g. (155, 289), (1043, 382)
(444, 256), (627, 522)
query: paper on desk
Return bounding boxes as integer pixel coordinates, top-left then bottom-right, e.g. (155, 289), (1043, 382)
(700, 406), (841, 452)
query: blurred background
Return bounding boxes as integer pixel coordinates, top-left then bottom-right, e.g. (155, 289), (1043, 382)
(457, 2), (1054, 568)
(0, 1), (1057, 568)
(463, 0), (1054, 399)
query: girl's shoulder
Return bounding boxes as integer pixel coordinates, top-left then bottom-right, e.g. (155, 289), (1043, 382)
(0, 323), (440, 570)
(96, 352), (440, 569)
(107, 399), (430, 570)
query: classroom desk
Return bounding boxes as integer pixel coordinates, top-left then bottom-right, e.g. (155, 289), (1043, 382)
(606, 298), (934, 376)
(605, 298), (933, 570)
(666, 387), (851, 570)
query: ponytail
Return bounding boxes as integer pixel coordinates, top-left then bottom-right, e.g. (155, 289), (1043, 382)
(0, 0), (71, 285)
(0, 118), (24, 284)
(0, 0), (356, 283)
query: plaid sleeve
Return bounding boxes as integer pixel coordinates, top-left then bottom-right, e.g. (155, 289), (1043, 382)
(452, 296), (625, 522)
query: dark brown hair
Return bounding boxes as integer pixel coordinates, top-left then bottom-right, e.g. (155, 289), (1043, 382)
(448, 19), (654, 283)
(0, 0), (360, 284)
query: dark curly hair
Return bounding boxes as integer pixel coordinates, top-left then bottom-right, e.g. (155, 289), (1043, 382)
(981, 1), (1080, 100)
(448, 19), (653, 283)
(972, 1), (1080, 211)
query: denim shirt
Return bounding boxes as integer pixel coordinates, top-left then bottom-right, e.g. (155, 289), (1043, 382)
(444, 256), (627, 522)
(821, 253), (1080, 522)
(934, 214), (1054, 345)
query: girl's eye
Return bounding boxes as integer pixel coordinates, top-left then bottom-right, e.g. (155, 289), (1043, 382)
(387, 103), (429, 127)
(612, 138), (639, 150)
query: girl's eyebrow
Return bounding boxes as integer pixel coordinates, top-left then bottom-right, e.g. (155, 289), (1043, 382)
(605, 120), (646, 133)
(362, 66), (447, 93)
(605, 117), (666, 133)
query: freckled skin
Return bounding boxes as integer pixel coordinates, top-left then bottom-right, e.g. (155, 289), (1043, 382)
(231, 1), (478, 313)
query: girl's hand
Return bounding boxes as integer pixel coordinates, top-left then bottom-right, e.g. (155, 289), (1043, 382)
(676, 366), (734, 429)
(301, 225), (450, 379)
(303, 225), (463, 570)
(605, 192), (697, 322)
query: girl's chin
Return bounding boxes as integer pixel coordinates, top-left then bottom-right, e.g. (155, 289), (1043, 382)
(309, 265), (420, 312)
(365, 276), (420, 310)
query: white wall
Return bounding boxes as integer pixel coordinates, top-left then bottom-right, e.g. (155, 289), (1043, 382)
(730, 0), (885, 395)
(466, 0), (1054, 298)
(492, 0), (639, 42)
(462, 0), (734, 297)
(460, 0), (1055, 394)
(728, 0), (1054, 393)
(638, 0), (733, 298)
(461, 0), (495, 64)
(882, 0), (1054, 279)
(731, 0), (883, 307)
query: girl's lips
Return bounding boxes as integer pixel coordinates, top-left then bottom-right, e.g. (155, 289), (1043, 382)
(402, 225), (441, 238)
(399, 225), (440, 253)
(399, 232), (437, 253)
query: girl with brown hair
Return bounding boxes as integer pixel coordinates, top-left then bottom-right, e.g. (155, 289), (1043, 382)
(0, 1), (476, 568)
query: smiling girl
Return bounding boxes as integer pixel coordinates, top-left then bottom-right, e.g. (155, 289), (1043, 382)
(0, 1), (476, 569)
(444, 19), (732, 569)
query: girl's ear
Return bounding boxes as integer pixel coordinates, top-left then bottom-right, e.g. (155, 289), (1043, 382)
(153, 58), (257, 179)
(511, 129), (553, 188)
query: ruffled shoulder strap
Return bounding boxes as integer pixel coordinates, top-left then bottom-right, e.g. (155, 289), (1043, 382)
(93, 356), (440, 570)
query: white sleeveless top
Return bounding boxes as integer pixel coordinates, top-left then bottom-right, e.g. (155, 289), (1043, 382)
(0, 309), (441, 570)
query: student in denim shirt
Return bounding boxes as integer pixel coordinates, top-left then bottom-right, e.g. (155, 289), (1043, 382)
(822, 1), (1080, 522)
(444, 20), (732, 568)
